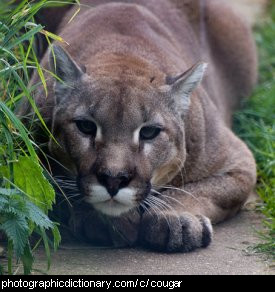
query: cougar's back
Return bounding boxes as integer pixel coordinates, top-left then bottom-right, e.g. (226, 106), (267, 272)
(52, 0), (257, 120)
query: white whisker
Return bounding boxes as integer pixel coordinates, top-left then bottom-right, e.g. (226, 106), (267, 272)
(57, 193), (82, 205)
(146, 194), (181, 228)
(153, 184), (201, 204)
(151, 189), (161, 196)
(139, 202), (154, 218)
(149, 194), (181, 226)
(145, 198), (171, 228)
(159, 193), (186, 210)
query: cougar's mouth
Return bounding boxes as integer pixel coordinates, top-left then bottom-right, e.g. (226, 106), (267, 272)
(82, 182), (152, 217)
(85, 184), (138, 217)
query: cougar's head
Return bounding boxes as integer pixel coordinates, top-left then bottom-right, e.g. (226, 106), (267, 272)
(49, 45), (206, 216)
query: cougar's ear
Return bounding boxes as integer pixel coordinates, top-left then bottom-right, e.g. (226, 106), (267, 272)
(49, 44), (84, 100)
(165, 62), (207, 113)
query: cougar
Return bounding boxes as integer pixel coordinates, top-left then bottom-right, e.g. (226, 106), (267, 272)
(20, 0), (258, 252)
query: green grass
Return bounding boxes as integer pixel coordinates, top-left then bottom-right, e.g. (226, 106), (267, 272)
(0, 0), (66, 275)
(234, 1), (275, 258)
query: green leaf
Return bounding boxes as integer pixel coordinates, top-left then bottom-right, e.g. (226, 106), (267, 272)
(0, 196), (8, 207)
(40, 228), (51, 271)
(0, 188), (20, 196)
(0, 215), (28, 259)
(25, 201), (53, 229)
(1, 156), (55, 212)
(52, 224), (61, 251)
(0, 0), (62, 275)
(40, 29), (68, 44)
(6, 24), (43, 50)
(0, 100), (37, 159)
(21, 243), (34, 275)
(0, 264), (3, 275)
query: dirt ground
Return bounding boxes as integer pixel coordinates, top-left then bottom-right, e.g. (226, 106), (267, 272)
(28, 210), (273, 275)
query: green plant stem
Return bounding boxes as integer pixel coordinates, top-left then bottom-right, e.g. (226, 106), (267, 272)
(7, 239), (13, 275)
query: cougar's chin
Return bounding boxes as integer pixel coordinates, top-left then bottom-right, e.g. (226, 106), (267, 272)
(92, 200), (134, 217)
(85, 185), (138, 217)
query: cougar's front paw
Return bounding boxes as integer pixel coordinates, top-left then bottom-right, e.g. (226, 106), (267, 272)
(139, 212), (213, 252)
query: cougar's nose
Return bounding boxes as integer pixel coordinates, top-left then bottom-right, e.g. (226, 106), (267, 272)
(96, 171), (132, 197)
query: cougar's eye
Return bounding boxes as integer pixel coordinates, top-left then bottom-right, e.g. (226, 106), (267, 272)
(140, 126), (162, 140)
(75, 120), (97, 136)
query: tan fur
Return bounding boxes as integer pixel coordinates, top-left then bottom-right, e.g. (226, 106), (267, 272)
(229, 0), (268, 26)
(20, 0), (258, 252)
